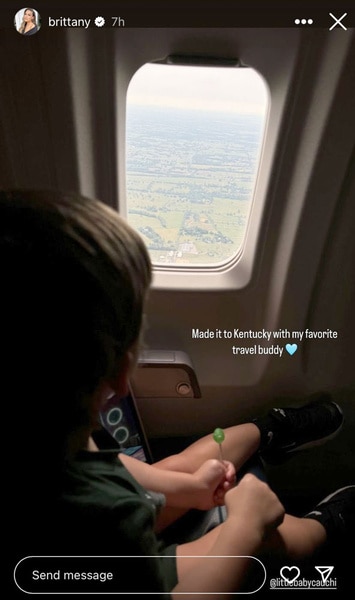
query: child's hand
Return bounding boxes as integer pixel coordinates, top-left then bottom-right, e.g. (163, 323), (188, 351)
(213, 460), (236, 505)
(194, 459), (236, 510)
(225, 473), (285, 535)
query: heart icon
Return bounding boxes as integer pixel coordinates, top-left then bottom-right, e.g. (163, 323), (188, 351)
(280, 566), (300, 583)
(285, 343), (298, 356)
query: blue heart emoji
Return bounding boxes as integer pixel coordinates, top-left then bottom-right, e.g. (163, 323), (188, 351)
(285, 343), (298, 355)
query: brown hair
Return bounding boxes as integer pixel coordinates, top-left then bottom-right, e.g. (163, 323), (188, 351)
(1, 189), (151, 438)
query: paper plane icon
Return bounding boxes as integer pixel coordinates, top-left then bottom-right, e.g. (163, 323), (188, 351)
(315, 566), (334, 583)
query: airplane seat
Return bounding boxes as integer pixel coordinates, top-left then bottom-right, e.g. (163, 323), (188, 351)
(159, 455), (266, 545)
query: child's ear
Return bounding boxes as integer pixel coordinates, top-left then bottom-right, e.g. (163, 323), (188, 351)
(109, 351), (134, 398)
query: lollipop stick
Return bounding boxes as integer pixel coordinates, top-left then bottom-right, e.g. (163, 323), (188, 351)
(218, 444), (223, 461)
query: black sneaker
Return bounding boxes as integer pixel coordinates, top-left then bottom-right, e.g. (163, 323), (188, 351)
(253, 393), (343, 463)
(304, 485), (355, 542)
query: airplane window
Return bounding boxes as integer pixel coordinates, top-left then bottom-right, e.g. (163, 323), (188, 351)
(126, 62), (269, 267)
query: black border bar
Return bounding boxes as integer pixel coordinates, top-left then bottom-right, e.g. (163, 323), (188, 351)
(1, 1), (355, 28)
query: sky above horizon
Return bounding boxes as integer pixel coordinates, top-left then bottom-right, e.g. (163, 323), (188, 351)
(127, 63), (269, 115)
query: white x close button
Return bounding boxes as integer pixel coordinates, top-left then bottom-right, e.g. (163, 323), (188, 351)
(329, 12), (348, 31)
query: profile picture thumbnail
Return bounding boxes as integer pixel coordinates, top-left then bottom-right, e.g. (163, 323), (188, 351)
(14, 7), (41, 36)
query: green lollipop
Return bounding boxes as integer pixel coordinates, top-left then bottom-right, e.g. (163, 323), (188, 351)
(213, 427), (225, 460)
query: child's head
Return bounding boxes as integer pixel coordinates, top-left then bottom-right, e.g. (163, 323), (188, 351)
(1, 190), (152, 443)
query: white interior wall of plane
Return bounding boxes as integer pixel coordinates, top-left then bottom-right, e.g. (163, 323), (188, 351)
(0, 26), (354, 491)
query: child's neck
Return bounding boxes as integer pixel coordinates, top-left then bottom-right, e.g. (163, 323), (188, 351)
(66, 427), (94, 458)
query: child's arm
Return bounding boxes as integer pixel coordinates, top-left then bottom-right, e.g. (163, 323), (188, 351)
(172, 474), (285, 597)
(119, 452), (234, 511)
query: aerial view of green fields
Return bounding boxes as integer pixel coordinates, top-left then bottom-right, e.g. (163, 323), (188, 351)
(126, 106), (264, 265)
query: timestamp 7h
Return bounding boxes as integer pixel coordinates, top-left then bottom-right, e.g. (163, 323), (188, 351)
(112, 16), (125, 27)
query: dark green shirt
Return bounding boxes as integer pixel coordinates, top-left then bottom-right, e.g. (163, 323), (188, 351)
(58, 450), (178, 595)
